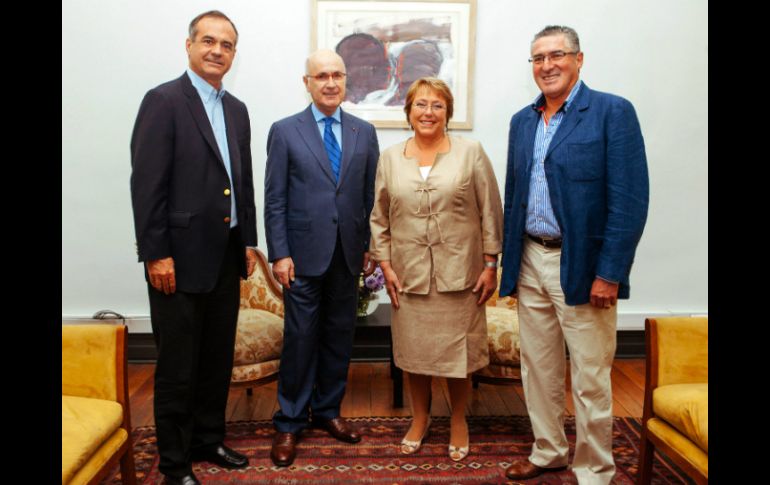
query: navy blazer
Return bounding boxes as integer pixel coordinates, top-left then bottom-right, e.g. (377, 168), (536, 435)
(264, 105), (379, 276)
(130, 73), (258, 292)
(500, 84), (649, 305)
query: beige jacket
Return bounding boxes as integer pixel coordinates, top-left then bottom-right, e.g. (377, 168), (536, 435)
(369, 136), (503, 294)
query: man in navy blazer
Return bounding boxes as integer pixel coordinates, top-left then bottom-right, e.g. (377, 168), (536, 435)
(264, 49), (380, 467)
(130, 11), (256, 485)
(500, 26), (648, 483)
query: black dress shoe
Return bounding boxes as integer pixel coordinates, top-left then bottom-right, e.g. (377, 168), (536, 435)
(191, 443), (249, 469)
(163, 472), (201, 485)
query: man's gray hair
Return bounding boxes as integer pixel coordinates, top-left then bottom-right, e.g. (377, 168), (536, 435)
(532, 25), (580, 52)
(189, 10), (239, 44)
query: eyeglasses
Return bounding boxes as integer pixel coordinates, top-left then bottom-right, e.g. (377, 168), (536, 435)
(306, 71), (346, 83)
(413, 102), (446, 113)
(528, 51), (578, 65)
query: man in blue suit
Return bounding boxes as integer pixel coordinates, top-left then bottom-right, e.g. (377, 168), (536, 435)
(500, 26), (648, 483)
(264, 49), (380, 467)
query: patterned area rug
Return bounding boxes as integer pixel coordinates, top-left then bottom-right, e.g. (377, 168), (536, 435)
(104, 416), (694, 484)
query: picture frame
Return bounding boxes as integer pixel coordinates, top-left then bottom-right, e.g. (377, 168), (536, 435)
(312, 0), (476, 129)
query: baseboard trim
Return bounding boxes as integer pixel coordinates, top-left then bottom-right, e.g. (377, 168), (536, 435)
(127, 329), (646, 362)
(615, 330), (645, 358)
(127, 333), (159, 362)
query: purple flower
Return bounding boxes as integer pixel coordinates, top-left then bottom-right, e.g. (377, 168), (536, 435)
(364, 266), (385, 292)
(357, 267), (384, 316)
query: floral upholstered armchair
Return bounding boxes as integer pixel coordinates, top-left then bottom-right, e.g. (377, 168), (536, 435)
(231, 249), (284, 391)
(473, 268), (521, 386)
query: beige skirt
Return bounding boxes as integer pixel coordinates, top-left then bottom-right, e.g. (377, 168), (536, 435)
(391, 280), (489, 378)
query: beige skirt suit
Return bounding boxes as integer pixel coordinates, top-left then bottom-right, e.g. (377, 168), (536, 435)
(369, 136), (503, 378)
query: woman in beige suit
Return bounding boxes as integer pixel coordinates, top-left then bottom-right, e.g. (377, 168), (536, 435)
(369, 78), (503, 461)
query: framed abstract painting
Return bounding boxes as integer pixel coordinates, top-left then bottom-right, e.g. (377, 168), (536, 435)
(312, 0), (476, 129)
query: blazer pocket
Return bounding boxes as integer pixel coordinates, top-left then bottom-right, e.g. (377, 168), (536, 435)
(168, 211), (191, 228)
(287, 218), (311, 231)
(566, 141), (604, 181)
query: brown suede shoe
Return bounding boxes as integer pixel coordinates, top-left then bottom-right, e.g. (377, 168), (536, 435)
(270, 432), (298, 467)
(313, 417), (362, 443)
(505, 458), (568, 480)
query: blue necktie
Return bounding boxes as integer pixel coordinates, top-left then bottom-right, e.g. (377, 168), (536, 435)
(323, 117), (341, 182)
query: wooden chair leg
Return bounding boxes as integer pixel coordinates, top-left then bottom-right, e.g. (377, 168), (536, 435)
(637, 430), (655, 485)
(390, 340), (404, 408)
(392, 366), (404, 408)
(119, 445), (138, 485)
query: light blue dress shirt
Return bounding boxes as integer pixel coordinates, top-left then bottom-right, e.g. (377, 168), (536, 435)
(310, 103), (343, 155)
(525, 80), (583, 238)
(186, 68), (238, 228)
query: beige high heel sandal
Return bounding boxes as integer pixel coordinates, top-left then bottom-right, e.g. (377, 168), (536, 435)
(448, 441), (469, 461)
(400, 417), (432, 454)
(448, 421), (469, 461)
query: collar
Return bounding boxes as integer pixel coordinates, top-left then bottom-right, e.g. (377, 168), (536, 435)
(531, 79), (583, 114)
(311, 103), (341, 123)
(186, 68), (226, 102)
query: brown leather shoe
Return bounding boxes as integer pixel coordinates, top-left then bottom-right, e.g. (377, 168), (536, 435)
(313, 417), (362, 443)
(270, 432), (298, 467)
(505, 458), (568, 480)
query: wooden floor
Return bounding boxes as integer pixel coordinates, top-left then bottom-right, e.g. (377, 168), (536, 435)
(127, 359), (645, 428)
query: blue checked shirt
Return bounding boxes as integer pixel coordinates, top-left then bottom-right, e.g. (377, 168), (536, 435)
(525, 80), (583, 238)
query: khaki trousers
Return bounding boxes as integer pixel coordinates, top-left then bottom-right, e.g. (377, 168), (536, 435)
(517, 238), (617, 485)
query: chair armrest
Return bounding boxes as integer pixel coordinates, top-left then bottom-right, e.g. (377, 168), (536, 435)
(647, 317), (708, 388)
(62, 324), (127, 402)
(486, 267), (518, 310)
(240, 249), (284, 317)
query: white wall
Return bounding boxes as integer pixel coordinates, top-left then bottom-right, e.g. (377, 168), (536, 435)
(62, 0), (708, 330)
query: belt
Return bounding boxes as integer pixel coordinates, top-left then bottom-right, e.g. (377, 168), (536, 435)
(527, 234), (562, 248)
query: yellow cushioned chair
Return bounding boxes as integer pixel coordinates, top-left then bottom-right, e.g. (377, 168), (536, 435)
(473, 268), (521, 386)
(638, 317), (708, 484)
(231, 248), (284, 392)
(62, 324), (136, 485)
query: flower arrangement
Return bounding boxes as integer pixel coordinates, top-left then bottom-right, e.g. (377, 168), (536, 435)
(357, 266), (385, 317)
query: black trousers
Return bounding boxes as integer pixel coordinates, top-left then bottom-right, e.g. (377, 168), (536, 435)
(148, 228), (241, 477)
(273, 236), (358, 433)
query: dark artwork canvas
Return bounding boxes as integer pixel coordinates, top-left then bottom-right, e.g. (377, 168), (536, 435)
(315, 1), (474, 128)
(336, 18), (450, 106)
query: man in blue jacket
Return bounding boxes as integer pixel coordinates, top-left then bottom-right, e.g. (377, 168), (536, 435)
(500, 26), (648, 483)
